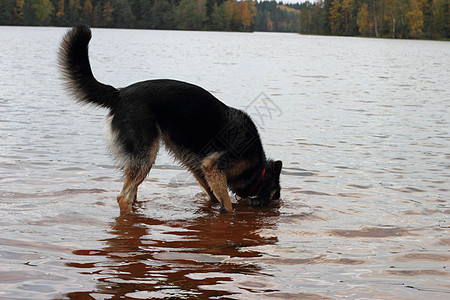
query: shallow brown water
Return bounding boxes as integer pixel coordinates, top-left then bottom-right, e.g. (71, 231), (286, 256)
(0, 27), (449, 299)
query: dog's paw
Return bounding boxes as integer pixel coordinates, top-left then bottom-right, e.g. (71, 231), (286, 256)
(243, 197), (268, 207)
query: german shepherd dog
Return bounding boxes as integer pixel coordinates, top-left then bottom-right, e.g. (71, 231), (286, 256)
(58, 25), (282, 213)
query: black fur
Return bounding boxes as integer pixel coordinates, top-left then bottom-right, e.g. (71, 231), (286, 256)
(58, 25), (282, 211)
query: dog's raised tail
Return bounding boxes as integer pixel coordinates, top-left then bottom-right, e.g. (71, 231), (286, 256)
(58, 25), (118, 109)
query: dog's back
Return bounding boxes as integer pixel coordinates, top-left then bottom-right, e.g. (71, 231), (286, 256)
(118, 79), (230, 153)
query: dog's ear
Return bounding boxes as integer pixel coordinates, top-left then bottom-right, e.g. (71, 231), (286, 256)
(274, 160), (282, 177)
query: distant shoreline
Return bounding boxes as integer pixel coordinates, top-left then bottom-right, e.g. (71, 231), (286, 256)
(1, 24), (448, 42)
(0, 0), (447, 40)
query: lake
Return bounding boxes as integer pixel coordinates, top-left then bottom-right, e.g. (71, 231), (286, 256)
(0, 26), (449, 299)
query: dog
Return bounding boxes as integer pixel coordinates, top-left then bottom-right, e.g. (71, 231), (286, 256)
(58, 25), (282, 213)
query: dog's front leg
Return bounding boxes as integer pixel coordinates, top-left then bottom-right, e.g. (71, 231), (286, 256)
(192, 173), (219, 203)
(201, 154), (233, 212)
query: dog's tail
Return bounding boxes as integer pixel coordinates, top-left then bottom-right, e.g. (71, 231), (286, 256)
(58, 25), (118, 109)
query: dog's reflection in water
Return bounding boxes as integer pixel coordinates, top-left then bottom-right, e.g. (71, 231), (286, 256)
(67, 200), (280, 298)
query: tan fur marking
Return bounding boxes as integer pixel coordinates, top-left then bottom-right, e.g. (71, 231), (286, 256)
(225, 159), (252, 178)
(201, 153), (233, 212)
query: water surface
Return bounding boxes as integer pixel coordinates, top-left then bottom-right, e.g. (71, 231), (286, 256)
(0, 27), (449, 299)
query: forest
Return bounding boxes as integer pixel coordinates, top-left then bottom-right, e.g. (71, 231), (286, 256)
(0, 0), (448, 38)
(297, 0), (448, 38)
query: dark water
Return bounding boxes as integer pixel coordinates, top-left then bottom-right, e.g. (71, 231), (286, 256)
(0, 26), (449, 299)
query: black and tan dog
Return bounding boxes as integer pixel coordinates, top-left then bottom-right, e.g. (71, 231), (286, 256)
(58, 25), (282, 213)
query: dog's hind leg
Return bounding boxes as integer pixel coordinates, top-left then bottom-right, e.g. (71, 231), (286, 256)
(117, 165), (150, 212)
(117, 139), (159, 212)
(201, 153), (233, 212)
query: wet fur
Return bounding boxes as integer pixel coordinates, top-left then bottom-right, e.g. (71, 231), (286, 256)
(59, 25), (282, 213)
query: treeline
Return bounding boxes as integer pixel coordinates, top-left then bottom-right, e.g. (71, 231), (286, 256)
(0, 0), (448, 38)
(255, 2), (300, 32)
(0, 0), (296, 31)
(298, 0), (449, 39)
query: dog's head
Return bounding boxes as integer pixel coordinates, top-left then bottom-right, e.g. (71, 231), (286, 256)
(245, 160), (282, 206)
